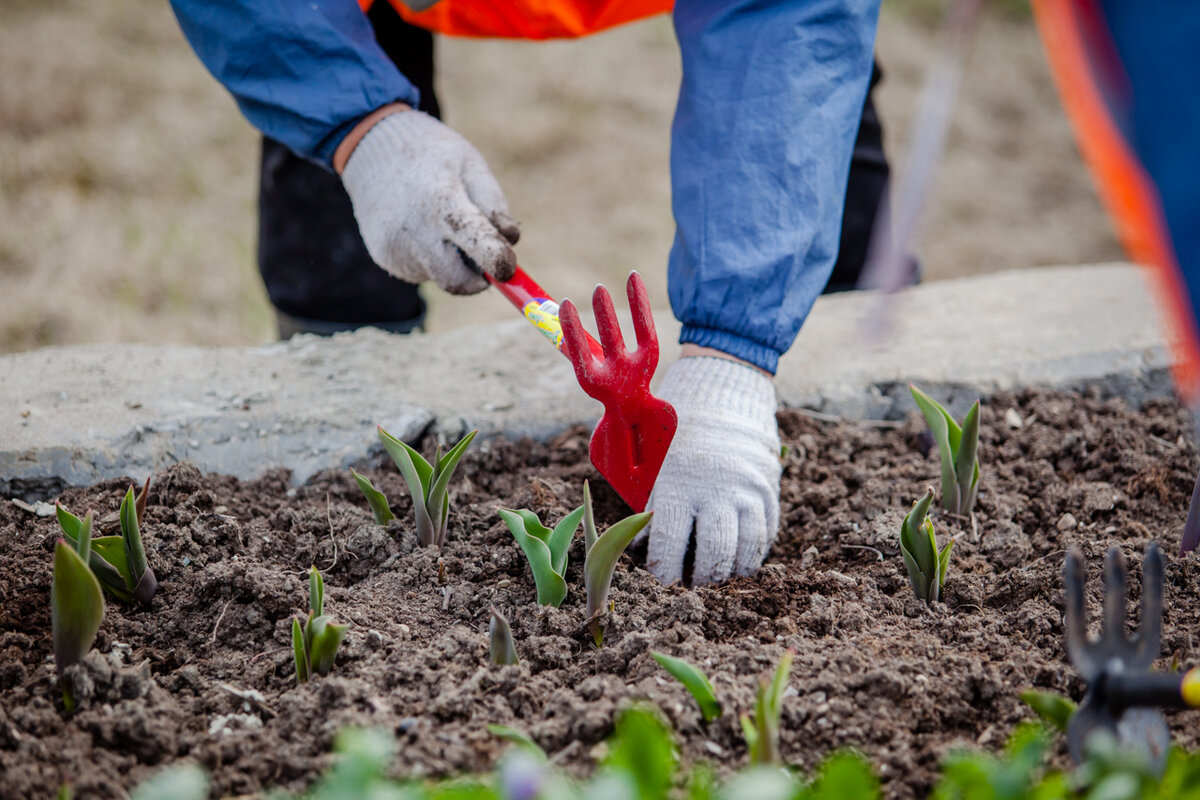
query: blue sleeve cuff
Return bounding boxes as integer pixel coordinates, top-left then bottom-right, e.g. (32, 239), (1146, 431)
(679, 324), (781, 375)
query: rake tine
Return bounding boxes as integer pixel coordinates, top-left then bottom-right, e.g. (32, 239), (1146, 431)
(626, 271), (659, 368)
(591, 284), (626, 360)
(1132, 543), (1164, 667)
(1064, 549), (1094, 676)
(1101, 548), (1128, 649)
(559, 298), (599, 389)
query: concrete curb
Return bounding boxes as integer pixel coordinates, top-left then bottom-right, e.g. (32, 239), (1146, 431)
(0, 264), (1174, 498)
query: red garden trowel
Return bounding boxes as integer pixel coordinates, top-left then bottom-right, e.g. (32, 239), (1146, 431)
(486, 267), (677, 511)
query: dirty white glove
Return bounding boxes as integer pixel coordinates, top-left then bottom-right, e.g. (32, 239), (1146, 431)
(645, 356), (781, 585)
(341, 110), (520, 295)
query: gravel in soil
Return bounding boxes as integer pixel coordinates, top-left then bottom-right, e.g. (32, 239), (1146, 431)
(3, 388), (1200, 799)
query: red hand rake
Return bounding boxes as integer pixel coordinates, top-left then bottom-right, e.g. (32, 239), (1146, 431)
(487, 267), (677, 511)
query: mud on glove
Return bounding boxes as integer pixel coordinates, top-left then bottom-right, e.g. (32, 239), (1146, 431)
(645, 356), (781, 585)
(341, 110), (520, 295)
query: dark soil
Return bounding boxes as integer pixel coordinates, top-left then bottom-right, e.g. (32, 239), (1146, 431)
(3, 388), (1200, 799)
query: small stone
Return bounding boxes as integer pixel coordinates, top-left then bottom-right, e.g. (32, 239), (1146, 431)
(1005, 408), (1023, 429)
(704, 741), (725, 756)
(1057, 513), (1078, 531)
(366, 630), (385, 650)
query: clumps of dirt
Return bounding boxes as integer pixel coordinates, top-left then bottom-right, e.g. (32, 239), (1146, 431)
(2, 388), (1199, 799)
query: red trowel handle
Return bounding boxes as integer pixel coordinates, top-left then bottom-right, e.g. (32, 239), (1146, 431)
(486, 267), (604, 360)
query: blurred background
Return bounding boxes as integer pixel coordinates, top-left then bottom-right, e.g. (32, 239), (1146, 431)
(0, 0), (1122, 354)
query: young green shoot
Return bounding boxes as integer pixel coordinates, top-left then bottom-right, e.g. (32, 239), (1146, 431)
(52, 518), (105, 712)
(378, 427), (477, 547)
(497, 503), (586, 607)
(900, 487), (954, 604)
(350, 468), (394, 525)
(1019, 688), (1077, 734)
(740, 650), (793, 766)
(489, 606), (518, 666)
(55, 479), (157, 606)
(651, 651), (722, 723)
(910, 384), (980, 515)
(292, 566), (349, 683)
(584, 493), (652, 648)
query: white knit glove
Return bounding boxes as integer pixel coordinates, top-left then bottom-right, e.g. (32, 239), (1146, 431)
(341, 111), (520, 295)
(645, 356), (781, 585)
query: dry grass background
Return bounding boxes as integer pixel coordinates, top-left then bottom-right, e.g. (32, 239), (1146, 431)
(0, 1), (1121, 353)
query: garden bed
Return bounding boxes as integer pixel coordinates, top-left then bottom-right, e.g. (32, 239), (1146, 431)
(3, 387), (1200, 799)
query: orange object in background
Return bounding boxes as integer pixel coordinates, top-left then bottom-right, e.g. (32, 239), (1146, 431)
(358, 0), (672, 39)
(1031, 0), (1200, 405)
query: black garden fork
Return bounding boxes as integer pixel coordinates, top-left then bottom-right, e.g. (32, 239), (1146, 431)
(1064, 543), (1200, 765)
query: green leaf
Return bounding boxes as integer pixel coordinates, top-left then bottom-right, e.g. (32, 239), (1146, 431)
(424, 430), (477, 546)
(937, 538), (954, 593)
(130, 764), (208, 800)
(651, 651), (723, 723)
(806, 752), (880, 800)
(56, 503), (83, 541)
(134, 476), (150, 525)
(604, 706), (676, 800)
(584, 511), (652, 647)
(309, 566), (325, 618)
(739, 714), (758, 758)
(548, 504), (586, 577)
(292, 617), (309, 683)
(351, 468), (395, 525)
(379, 426), (437, 546)
(52, 540), (105, 676)
(1019, 689), (1077, 734)
(498, 507), (568, 607)
(308, 616), (348, 676)
(955, 401), (981, 514)
(489, 607), (518, 666)
(583, 480), (598, 555)
(487, 725), (546, 759)
(910, 385), (960, 513)
(900, 489), (938, 602)
(72, 510), (92, 561)
(120, 486), (157, 605)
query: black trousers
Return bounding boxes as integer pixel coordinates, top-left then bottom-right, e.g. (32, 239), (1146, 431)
(258, 3), (897, 335)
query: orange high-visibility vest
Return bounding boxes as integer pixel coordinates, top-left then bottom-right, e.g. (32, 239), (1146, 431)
(358, 0), (673, 39)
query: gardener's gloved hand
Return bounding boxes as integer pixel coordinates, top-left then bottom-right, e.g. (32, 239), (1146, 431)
(340, 109), (520, 295)
(645, 355), (781, 585)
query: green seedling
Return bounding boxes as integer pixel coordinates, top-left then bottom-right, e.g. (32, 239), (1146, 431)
(489, 606), (518, 665)
(350, 468), (394, 525)
(741, 650), (794, 766)
(1020, 688), (1077, 734)
(497, 501), (587, 607)
(378, 426), (477, 547)
(651, 651), (723, 723)
(52, 519), (105, 713)
(910, 384), (981, 515)
(583, 487), (652, 648)
(292, 567), (349, 683)
(900, 487), (954, 604)
(56, 479), (158, 606)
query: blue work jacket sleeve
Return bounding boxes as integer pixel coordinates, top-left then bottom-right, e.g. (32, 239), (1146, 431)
(668, 0), (881, 374)
(168, 0), (420, 167)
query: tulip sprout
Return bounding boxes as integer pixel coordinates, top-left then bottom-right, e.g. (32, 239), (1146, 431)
(52, 515), (105, 712)
(741, 650), (793, 766)
(56, 479), (158, 606)
(378, 427), (477, 547)
(651, 651), (722, 723)
(910, 384), (980, 515)
(900, 487), (954, 604)
(350, 468), (394, 525)
(497, 503), (586, 607)
(583, 482), (652, 647)
(292, 567), (349, 683)
(489, 607), (518, 666)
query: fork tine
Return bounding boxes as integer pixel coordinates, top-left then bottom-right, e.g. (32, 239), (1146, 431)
(559, 298), (598, 388)
(591, 284), (626, 359)
(1065, 548), (1094, 675)
(626, 272), (659, 368)
(1101, 548), (1128, 648)
(1132, 543), (1164, 667)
